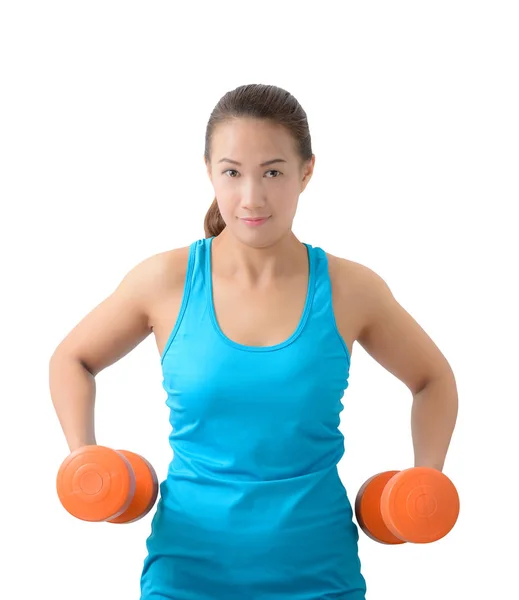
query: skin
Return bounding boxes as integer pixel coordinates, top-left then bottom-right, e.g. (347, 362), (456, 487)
(205, 117), (314, 285)
(50, 117), (458, 474)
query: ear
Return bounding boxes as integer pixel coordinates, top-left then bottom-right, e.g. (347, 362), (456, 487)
(204, 156), (212, 182)
(301, 154), (315, 192)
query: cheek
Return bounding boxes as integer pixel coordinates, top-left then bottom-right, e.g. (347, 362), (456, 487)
(215, 198), (236, 220)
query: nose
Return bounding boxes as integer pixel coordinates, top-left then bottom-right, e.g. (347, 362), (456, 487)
(239, 186), (268, 211)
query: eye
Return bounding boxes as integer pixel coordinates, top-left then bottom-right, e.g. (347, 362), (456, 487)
(222, 169), (282, 178)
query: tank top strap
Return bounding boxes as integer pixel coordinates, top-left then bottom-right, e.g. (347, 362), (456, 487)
(305, 244), (351, 364)
(160, 239), (206, 365)
(161, 238), (349, 364)
(201, 236), (317, 352)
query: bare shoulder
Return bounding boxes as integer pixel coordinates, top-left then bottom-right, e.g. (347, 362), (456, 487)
(325, 251), (388, 316)
(101, 244), (191, 311)
(326, 251), (453, 393)
(325, 251), (384, 291)
(139, 244), (191, 295)
(51, 244), (191, 376)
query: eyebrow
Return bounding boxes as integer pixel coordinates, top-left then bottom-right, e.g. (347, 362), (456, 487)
(217, 157), (287, 167)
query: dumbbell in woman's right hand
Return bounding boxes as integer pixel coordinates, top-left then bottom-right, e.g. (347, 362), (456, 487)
(56, 445), (159, 524)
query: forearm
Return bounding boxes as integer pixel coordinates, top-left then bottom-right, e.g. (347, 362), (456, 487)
(411, 370), (458, 472)
(49, 350), (97, 452)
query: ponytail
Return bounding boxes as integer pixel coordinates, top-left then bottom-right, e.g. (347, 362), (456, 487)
(203, 197), (226, 238)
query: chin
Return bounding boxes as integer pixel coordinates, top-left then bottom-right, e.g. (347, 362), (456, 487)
(236, 226), (293, 250)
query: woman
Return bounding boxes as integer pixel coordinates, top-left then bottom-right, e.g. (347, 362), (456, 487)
(49, 83), (458, 599)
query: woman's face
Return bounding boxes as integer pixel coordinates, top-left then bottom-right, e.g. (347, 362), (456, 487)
(205, 117), (314, 244)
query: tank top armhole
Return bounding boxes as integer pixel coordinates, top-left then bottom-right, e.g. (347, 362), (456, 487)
(160, 242), (196, 365)
(319, 249), (352, 368)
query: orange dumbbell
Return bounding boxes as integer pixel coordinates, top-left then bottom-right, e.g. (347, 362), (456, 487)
(56, 445), (159, 524)
(354, 467), (460, 544)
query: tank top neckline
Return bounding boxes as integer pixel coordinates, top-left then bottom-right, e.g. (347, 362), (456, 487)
(205, 236), (317, 353)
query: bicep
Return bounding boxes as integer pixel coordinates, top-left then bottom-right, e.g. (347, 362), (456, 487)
(356, 269), (452, 394)
(51, 260), (154, 376)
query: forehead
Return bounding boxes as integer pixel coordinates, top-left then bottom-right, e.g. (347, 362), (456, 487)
(212, 118), (295, 157)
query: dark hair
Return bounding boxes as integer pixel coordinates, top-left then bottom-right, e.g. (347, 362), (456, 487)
(203, 83), (313, 238)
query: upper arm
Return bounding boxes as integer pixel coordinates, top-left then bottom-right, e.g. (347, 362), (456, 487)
(355, 267), (453, 394)
(50, 254), (162, 376)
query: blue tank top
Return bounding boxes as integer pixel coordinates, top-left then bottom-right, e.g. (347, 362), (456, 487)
(140, 236), (367, 599)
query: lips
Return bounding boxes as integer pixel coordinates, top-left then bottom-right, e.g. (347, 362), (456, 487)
(240, 216), (270, 227)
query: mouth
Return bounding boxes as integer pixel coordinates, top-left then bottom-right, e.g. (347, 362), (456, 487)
(240, 216), (271, 227)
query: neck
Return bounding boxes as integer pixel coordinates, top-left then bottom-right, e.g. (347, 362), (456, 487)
(211, 228), (306, 285)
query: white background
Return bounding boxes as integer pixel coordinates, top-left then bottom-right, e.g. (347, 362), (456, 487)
(1, 1), (517, 598)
